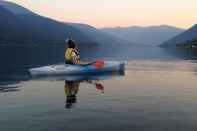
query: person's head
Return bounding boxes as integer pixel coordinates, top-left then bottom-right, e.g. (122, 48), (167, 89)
(67, 39), (76, 49)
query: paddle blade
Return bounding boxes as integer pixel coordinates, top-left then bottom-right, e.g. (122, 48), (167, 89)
(94, 60), (104, 69)
(95, 83), (104, 93)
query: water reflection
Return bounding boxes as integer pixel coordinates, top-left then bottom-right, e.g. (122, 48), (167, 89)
(0, 82), (22, 93)
(61, 73), (123, 109)
(163, 47), (197, 60)
(64, 79), (105, 109)
(31, 71), (124, 109)
(64, 81), (80, 109)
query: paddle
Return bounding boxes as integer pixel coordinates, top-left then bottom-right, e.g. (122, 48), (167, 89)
(86, 80), (104, 93)
(93, 60), (104, 69)
(80, 59), (104, 69)
(94, 83), (104, 93)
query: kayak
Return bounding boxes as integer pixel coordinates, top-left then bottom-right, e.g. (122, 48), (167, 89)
(30, 71), (125, 81)
(29, 61), (125, 76)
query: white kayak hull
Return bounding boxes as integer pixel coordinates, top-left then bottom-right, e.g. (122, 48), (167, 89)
(29, 61), (125, 76)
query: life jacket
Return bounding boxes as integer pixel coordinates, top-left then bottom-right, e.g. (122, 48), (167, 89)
(65, 48), (80, 64)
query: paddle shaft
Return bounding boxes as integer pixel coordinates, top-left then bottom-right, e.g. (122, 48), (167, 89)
(79, 61), (96, 66)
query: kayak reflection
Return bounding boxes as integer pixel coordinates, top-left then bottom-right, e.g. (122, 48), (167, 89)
(64, 80), (105, 109)
(0, 82), (22, 93)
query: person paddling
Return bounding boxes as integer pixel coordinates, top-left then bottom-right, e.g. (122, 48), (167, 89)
(65, 39), (80, 65)
(64, 38), (104, 68)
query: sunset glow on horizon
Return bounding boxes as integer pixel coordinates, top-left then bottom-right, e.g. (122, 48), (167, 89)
(5, 0), (197, 29)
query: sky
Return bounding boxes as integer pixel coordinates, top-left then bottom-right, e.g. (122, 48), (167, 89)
(6, 0), (197, 28)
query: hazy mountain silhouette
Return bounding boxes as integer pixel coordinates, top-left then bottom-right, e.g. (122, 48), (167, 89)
(67, 23), (131, 45)
(161, 24), (197, 47)
(18, 14), (94, 44)
(102, 25), (184, 45)
(0, 4), (93, 44)
(0, 1), (34, 15)
(0, 1), (130, 45)
(0, 6), (39, 43)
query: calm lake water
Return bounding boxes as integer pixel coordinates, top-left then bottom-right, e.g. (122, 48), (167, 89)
(1, 45), (197, 131)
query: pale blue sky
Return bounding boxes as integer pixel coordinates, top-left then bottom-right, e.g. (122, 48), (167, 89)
(6, 0), (197, 28)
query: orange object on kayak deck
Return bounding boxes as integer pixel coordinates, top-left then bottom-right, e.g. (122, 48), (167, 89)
(94, 60), (104, 69)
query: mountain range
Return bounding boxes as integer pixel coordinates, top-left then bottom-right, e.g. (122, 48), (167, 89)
(1, 1), (190, 47)
(102, 25), (184, 45)
(0, 0), (33, 15)
(67, 23), (130, 45)
(0, 1), (128, 45)
(0, 2), (88, 44)
(161, 24), (197, 47)
(0, 5), (32, 43)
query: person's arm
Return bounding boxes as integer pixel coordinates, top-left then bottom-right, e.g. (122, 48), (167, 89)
(71, 51), (80, 64)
